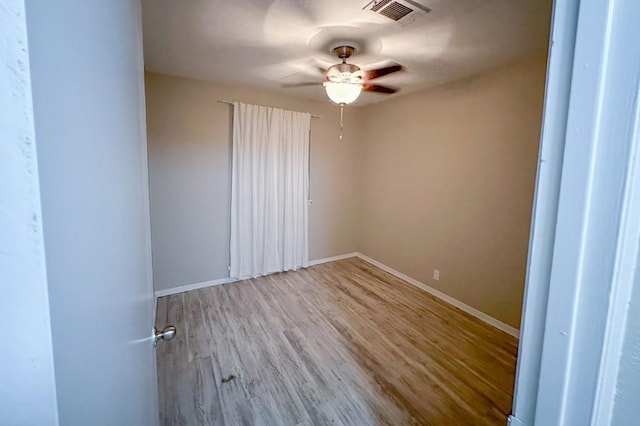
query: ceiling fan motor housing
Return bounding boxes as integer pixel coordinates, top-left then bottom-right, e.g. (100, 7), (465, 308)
(327, 46), (362, 83)
(327, 63), (362, 81)
(332, 45), (357, 60)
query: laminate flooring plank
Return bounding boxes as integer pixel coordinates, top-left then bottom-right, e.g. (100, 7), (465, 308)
(326, 271), (509, 422)
(282, 326), (407, 426)
(332, 261), (516, 403)
(156, 257), (519, 425)
(217, 281), (310, 426)
(156, 296), (168, 328)
(161, 357), (223, 426)
(340, 265), (510, 424)
(257, 276), (372, 425)
(155, 296), (168, 424)
(184, 291), (211, 362)
(289, 284), (418, 424)
(264, 328), (345, 426)
(158, 293), (189, 425)
(201, 285), (255, 425)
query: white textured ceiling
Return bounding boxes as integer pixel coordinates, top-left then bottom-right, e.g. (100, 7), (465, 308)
(141, 0), (551, 106)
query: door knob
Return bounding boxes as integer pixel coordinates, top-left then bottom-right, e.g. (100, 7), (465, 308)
(154, 325), (177, 347)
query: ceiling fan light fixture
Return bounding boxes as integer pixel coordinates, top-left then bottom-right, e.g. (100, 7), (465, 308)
(323, 81), (362, 105)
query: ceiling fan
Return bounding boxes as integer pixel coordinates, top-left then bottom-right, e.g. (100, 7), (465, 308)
(283, 44), (404, 106)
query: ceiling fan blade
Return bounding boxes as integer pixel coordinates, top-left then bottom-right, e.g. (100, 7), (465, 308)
(363, 84), (398, 94)
(365, 63), (404, 81)
(281, 82), (323, 88)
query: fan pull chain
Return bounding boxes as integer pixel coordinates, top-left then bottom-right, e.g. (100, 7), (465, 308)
(340, 104), (344, 140)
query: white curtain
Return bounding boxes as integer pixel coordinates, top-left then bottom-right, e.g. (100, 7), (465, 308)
(229, 102), (311, 280)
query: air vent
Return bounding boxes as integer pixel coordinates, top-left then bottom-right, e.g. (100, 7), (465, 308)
(379, 2), (413, 21)
(371, 0), (393, 12)
(364, 0), (431, 26)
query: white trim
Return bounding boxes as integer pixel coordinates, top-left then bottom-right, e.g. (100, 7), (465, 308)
(591, 2), (640, 422)
(154, 277), (235, 298)
(510, 0), (580, 422)
(592, 114), (640, 423)
(593, 95), (640, 423)
(307, 252), (359, 266)
(355, 253), (520, 338)
(507, 415), (525, 426)
(153, 250), (519, 339)
(154, 253), (358, 297)
(532, 0), (640, 422)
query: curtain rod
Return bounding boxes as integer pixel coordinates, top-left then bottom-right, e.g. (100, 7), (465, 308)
(217, 100), (321, 118)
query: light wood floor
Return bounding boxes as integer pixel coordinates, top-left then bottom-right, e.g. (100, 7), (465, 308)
(155, 257), (519, 426)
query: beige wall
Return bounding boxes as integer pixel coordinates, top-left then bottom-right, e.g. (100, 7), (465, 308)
(357, 57), (547, 328)
(146, 57), (546, 328)
(145, 73), (362, 291)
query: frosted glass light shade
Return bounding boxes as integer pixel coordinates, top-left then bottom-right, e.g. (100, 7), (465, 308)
(323, 82), (362, 105)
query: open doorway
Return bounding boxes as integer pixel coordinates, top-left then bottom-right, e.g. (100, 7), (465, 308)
(141, 0), (552, 424)
(8, 0), (640, 424)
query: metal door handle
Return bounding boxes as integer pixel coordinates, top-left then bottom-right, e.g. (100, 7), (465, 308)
(154, 325), (177, 347)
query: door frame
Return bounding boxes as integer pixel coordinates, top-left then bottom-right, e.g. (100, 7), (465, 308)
(5, 0), (640, 424)
(511, 0), (640, 424)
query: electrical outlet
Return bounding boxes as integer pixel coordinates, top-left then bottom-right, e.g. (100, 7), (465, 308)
(433, 269), (440, 280)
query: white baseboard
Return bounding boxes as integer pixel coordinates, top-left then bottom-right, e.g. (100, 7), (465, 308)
(507, 415), (525, 426)
(308, 252), (359, 266)
(154, 277), (235, 298)
(154, 253), (359, 298)
(355, 252), (520, 338)
(152, 251), (520, 338)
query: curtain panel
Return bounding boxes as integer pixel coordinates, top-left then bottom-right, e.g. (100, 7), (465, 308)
(229, 102), (311, 279)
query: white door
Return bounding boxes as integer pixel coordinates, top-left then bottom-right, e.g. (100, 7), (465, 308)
(2, 0), (157, 424)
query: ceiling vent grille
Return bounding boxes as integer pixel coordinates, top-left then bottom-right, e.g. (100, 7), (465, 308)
(364, 0), (431, 26)
(371, 0), (393, 12)
(378, 2), (413, 21)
